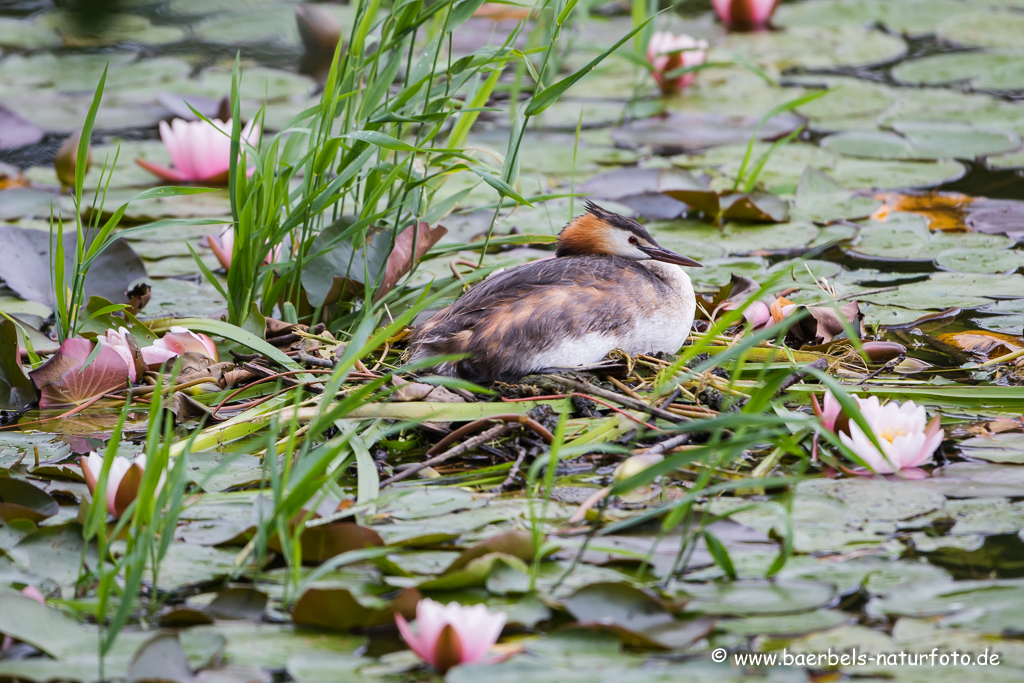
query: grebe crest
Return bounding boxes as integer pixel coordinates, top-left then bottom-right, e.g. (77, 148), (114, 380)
(407, 201), (702, 383)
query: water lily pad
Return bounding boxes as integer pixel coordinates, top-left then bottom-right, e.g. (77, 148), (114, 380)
(856, 271), (1024, 310)
(718, 609), (851, 637)
(867, 577), (1024, 634)
(822, 123), (1021, 160)
(169, 0), (297, 15)
(959, 434), (1024, 464)
(718, 25), (907, 70)
(775, 0), (968, 35)
(40, 12), (187, 46)
(682, 580), (837, 616)
(912, 462), (1024, 498)
(562, 583), (713, 650)
(848, 213), (1012, 262)
(0, 478), (58, 523)
(611, 111), (807, 155)
(292, 586), (420, 631)
(686, 142), (965, 192)
(880, 88), (1024, 131)
(0, 16), (61, 49)
(892, 52), (1024, 90)
(935, 247), (1024, 273)
(793, 166), (880, 223)
(937, 11), (1024, 49)
(802, 478), (945, 521)
(792, 77), (897, 132)
(650, 219), (819, 255)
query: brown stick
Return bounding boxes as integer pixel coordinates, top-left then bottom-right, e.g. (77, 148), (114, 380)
(382, 423), (515, 486)
(547, 375), (692, 424)
(425, 414), (554, 456)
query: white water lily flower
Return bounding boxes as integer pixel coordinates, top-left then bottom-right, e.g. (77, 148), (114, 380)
(839, 396), (943, 474)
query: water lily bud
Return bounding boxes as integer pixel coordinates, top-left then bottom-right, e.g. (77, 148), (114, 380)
(55, 130), (90, 188)
(396, 599), (507, 673)
(712, 0), (778, 31)
(79, 452), (163, 517)
(646, 31), (708, 96)
(860, 341), (906, 364)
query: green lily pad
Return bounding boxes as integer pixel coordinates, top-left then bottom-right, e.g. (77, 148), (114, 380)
(0, 16), (61, 49)
(718, 609), (851, 637)
(892, 52), (1024, 90)
(39, 12), (187, 46)
(562, 583), (713, 650)
(169, 0), (297, 15)
(880, 88), (1024, 131)
(650, 219), (819, 255)
(717, 25), (907, 70)
(775, 0), (969, 35)
(848, 213), (1013, 262)
(988, 149), (1024, 168)
(822, 123), (1021, 160)
(937, 11), (1024, 49)
(958, 434), (1024, 464)
(911, 462), (1024, 498)
(686, 142), (965, 193)
(793, 78), (898, 132)
(867, 577), (1024, 634)
(682, 580), (837, 616)
(935, 247), (1024, 274)
(793, 166), (880, 223)
(611, 111), (808, 155)
(855, 271), (1024, 310)
(801, 478), (946, 522)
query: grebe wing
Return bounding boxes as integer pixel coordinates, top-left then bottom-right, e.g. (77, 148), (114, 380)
(408, 256), (668, 382)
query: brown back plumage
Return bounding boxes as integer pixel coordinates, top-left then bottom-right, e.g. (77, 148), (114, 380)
(406, 255), (676, 383)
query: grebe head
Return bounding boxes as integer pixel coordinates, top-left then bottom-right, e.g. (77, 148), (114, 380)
(556, 201), (702, 267)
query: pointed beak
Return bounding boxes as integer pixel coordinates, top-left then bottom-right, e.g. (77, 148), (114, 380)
(640, 245), (702, 267)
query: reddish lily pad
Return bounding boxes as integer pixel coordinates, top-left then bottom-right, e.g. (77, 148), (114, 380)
(27, 337), (130, 408)
(268, 522), (384, 563)
(292, 586), (421, 631)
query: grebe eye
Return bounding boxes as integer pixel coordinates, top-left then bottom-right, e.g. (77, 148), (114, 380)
(628, 235), (639, 245)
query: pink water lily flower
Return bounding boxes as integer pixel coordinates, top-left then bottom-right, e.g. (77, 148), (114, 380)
(712, 0), (777, 30)
(80, 453), (163, 517)
(812, 390), (844, 433)
(100, 327), (177, 382)
(646, 31), (709, 96)
(207, 226), (283, 272)
(396, 599), (507, 673)
(838, 396), (943, 474)
(136, 118), (258, 183)
(152, 327), (219, 362)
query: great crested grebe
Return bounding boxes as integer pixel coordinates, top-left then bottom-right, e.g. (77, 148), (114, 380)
(407, 201), (702, 384)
